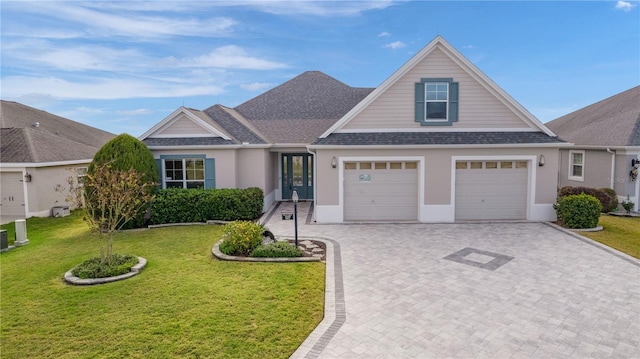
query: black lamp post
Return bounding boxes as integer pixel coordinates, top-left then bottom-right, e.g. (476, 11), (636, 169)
(292, 190), (299, 247)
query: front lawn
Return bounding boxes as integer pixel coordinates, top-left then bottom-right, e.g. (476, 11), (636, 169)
(0, 213), (325, 358)
(580, 215), (640, 259)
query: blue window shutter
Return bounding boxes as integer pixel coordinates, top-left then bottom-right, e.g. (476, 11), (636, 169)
(155, 159), (162, 189)
(205, 158), (215, 189)
(449, 82), (459, 122)
(415, 82), (425, 123)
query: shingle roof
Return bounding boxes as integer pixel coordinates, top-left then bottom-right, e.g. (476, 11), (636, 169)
(202, 105), (266, 144)
(0, 100), (115, 163)
(234, 71), (374, 143)
(545, 86), (640, 147)
(142, 137), (235, 147)
(312, 132), (565, 146)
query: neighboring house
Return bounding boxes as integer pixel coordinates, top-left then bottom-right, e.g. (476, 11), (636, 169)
(140, 36), (567, 223)
(0, 100), (115, 224)
(546, 86), (640, 212)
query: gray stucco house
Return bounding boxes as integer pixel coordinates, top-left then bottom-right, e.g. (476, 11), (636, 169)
(546, 86), (640, 212)
(140, 36), (567, 223)
(0, 100), (115, 223)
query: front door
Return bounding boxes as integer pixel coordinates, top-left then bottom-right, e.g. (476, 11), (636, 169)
(282, 153), (313, 200)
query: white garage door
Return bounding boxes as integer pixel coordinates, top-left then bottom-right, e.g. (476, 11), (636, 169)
(344, 161), (418, 221)
(1, 172), (26, 218)
(455, 160), (528, 220)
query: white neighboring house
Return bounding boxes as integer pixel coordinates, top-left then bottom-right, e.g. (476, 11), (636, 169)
(546, 86), (640, 212)
(0, 100), (115, 224)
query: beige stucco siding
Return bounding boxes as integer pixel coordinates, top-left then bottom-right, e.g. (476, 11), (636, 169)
(343, 46), (529, 130)
(315, 147), (558, 207)
(237, 149), (268, 189)
(558, 149), (615, 190)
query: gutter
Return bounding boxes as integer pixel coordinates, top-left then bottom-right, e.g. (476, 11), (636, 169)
(306, 146), (317, 223)
(606, 148), (615, 189)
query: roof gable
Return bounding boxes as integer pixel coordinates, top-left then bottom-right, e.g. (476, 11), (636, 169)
(321, 36), (555, 138)
(139, 107), (231, 140)
(546, 86), (640, 147)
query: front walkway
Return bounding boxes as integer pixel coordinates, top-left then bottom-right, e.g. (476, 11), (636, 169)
(263, 202), (640, 358)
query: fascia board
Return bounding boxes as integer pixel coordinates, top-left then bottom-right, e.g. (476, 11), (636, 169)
(308, 143), (571, 150)
(138, 107), (231, 141)
(0, 159), (92, 168)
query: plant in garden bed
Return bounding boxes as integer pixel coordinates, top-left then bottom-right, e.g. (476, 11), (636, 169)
(554, 193), (602, 229)
(251, 241), (304, 258)
(218, 221), (264, 256)
(622, 195), (635, 213)
(71, 254), (139, 279)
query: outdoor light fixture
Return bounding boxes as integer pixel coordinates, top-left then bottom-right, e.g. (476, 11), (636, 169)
(538, 155), (545, 167)
(632, 158), (640, 167)
(292, 190), (299, 247)
(331, 156), (337, 168)
(24, 173), (32, 182)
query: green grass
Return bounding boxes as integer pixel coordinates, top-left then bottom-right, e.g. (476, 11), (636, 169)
(579, 215), (640, 259)
(1, 212), (325, 358)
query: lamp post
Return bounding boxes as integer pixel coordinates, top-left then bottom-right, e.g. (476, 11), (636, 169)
(292, 190), (299, 247)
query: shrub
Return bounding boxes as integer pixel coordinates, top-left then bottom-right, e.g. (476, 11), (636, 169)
(71, 254), (139, 279)
(554, 193), (602, 229)
(599, 188), (619, 212)
(87, 134), (158, 228)
(218, 221), (264, 256)
(150, 187), (263, 224)
(251, 241), (304, 258)
(558, 186), (612, 213)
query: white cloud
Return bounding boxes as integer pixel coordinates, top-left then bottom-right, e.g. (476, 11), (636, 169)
(225, 0), (398, 16)
(167, 46), (288, 70)
(462, 45), (476, 49)
(384, 41), (406, 49)
(117, 109), (154, 116)
(615, 1), (637, 12)
(378, 31), (391, 37)
(240, 82), (273, 91)
(1, 76), (224, 100)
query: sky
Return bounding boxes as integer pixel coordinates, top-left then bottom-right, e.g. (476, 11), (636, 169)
(1, 0), (639, 137)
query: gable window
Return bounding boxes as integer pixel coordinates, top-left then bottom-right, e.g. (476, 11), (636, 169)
(569, 150), (585, 181)
(415, 78), (459, 126)
(159, 155), (215, 189)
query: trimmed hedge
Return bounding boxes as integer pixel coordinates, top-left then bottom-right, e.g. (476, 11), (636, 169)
(599, 188), (619, 212)
(558, 186), (612, 213)
(251, 241), (304, 258)
(554, 193), (602, 229)
(150, 187), (263, 224)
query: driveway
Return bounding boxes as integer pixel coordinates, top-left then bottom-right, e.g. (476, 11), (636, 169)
(265, 203), (640, 358)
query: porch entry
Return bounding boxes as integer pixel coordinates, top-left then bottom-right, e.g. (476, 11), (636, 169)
(282, 153), (313, 200)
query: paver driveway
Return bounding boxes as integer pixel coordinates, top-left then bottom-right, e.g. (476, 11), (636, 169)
(266, 204), (640, 359)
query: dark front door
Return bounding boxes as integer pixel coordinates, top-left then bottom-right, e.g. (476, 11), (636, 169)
(282, 153), (313, 200)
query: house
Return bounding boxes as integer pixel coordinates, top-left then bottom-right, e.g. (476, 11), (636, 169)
(0, 100), (115, 224)
(546, 86), (640, 212)
(140, 36), (567, 223)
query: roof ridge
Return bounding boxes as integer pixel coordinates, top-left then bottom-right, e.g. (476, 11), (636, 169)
(22, 128), (39, 162)
(217, 105), (270, 143)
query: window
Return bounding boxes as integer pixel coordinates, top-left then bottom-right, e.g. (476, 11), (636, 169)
(415, 78), (459, 126)
(76, 167), (88, 185)
(569, 151), (585, 181)
(164, 158), (205, 189)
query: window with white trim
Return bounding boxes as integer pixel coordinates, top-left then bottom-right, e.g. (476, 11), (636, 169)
(425, 82), (449, 120)
(415, 78), (459, 126)
(569, 151), (585, 181)
(76, 167), (88, 185)
(164, 158), (205, 189)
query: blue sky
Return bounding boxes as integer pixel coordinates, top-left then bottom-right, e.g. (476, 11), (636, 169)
(1, 1), (638, 136)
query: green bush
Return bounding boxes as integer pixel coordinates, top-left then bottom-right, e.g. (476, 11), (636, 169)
(251, 241), (304, 258)
(150, 187), (263, 224)
(87, 134), (158, 228)
(219, 221), (264, 256)
(71, 254), (139, 279)
(599, 188), (619, 212)
(558, 186), (612, 213)
(554, 193), (602, 229)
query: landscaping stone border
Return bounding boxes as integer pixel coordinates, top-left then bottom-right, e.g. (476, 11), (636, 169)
(211, 240), (321, 262)
(64, 257), (147, 285)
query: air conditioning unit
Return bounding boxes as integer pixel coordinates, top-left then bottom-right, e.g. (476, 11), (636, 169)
(52, 206), (70, 217)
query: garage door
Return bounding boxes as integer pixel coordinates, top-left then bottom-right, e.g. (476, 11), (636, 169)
(455, 160), (528, 220)
(344, 161), (418, 221)
(0, 172), (26, 218)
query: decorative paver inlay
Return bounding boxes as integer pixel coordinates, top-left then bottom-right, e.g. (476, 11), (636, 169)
(444, 247), (514, 271)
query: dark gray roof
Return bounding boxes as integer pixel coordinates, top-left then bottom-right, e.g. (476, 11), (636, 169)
(202, 105), (266, 144)
(312, 132), (565, 146)
(142, 137), (235, 147)
(0, 100), (115, 163)
(546, 86), (640, 147)
(235, 71), (374, 143)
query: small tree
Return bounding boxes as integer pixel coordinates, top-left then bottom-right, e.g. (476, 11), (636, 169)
(84, 162), (155, 264)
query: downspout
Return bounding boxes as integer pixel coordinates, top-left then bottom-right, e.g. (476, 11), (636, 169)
(306, 147), (317, 222)
(606, 148), (615, 189)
